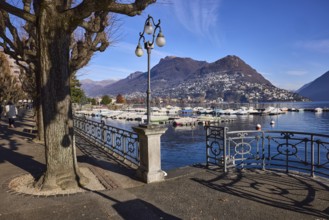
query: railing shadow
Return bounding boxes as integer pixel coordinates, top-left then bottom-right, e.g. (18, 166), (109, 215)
(75, 134), (141, 182)
(191, 168), (329, 219)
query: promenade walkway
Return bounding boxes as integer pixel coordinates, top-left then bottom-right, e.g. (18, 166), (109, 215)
(0, 110), (328, 220)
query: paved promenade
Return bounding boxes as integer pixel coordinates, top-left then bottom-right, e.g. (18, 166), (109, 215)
(0, 110), (328, 220)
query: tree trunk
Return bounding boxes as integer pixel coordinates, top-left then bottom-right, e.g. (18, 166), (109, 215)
(36, 3), (87, 190)
(35, 99), (44, 143)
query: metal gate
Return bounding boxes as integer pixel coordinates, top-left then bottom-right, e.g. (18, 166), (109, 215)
(205, 126), (329, 178)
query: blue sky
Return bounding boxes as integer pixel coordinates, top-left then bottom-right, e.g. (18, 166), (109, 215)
(77, 0), (329, 91)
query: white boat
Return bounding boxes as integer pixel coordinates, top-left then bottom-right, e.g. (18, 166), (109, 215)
(194, 107), (213, 114)
(269, 108), (283, 115)
(197, 115), (220, 122)
(247, 107), (259, 115)
(173, 117), (198, 126)
(167, 106), (181, 115)
(314, 107), (323, 113)
(262, 107), (284, 115)
(213, 108), (225, 115)
(236, 107), (249, 115)
(224, 109), (237, 115)
(151, 107), (168, 116)
(141, 115), (169, 123)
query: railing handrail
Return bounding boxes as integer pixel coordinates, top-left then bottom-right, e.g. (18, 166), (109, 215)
(227, 129), (329, 138)
(73, 116), (140, 166)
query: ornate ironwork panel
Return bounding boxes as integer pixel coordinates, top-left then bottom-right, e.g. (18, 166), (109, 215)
(227, 130), (265, 170)
(73, 116), (140, 165)
(205, 126), (227, 169)
(205, 126), (329, 178)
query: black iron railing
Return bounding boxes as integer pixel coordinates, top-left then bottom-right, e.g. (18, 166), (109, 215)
(206, 126), (329, 178)
(74, 116), (140, 166)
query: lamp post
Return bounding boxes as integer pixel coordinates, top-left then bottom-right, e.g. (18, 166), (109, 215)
(135, 15), (165, 125)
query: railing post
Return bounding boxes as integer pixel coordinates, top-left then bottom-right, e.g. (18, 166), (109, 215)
(262, 131), (266, 170)
(102, 122), (106, 145)
(285, 136), (289, 173)
(206, 126), (210, 168)
(311, 134), (315, 177)
(133, 124), (167, 183)
(224, 127), (228, 173)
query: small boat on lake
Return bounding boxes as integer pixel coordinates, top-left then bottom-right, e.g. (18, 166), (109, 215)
(314, 107), (323, 113)
(173, 117), (198, 126)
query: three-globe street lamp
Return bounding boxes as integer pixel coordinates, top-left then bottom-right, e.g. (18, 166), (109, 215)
(135, 15), (166, 125)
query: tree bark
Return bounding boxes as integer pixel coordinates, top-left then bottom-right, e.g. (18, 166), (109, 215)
(36, 3), (86, 190)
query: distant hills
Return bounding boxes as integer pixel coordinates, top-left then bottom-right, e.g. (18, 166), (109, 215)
(80, 79), (117, 97)
(296, 71), (329, 101)
(81, 55), (306, 103)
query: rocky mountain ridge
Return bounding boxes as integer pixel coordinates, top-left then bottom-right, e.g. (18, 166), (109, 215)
(81, 55), (305, 103)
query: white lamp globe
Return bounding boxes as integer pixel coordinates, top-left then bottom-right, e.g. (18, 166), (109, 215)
(156, 32), (166, 47)
(144, 21), (153, 35)
(135, 44), (144, 57)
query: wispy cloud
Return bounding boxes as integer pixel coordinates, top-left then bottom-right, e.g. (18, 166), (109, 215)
(172, 0), (222, 42)
(78, 65), (136, 81)
(113, 41), (173, 59)
(259, 71), (272, 76)
(286, 70), (308, 76)
(295, 39), (329, 53)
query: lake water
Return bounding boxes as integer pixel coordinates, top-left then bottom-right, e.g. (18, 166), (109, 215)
(93, 101), (329, 171)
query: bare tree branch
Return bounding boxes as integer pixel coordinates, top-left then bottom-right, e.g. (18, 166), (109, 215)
(0, 1), (36, 22)
(67, 0), (155, 28)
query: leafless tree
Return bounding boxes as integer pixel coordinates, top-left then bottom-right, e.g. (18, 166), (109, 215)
(0, 0), (155, 191)
(0, 52), (25, 103)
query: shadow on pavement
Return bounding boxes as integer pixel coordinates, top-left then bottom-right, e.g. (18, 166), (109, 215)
(191, 169), (329, 219)
(86, 189), (181, 220)
(113, 199), (181, 220)
(75, 134), (140, 182)
(0, 145), (45, 178)
(0, 113), (45, 178)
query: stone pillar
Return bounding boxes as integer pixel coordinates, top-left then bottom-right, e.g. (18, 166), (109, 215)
(132, 124), (167, 183)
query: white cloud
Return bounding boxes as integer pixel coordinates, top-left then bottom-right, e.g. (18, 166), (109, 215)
(113, 41), (173, 60)
(286, 70), (308, 76)
(172, 0), (222, 42)
(295, 39), (329, 53)
(259, 71), (272, 76)
(77, 65), (136, 81)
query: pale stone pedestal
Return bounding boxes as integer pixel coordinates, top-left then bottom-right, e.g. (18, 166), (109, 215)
(132, 124), (168, 183)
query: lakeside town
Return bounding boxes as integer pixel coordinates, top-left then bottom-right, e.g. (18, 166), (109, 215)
(76, 103), (328, 127)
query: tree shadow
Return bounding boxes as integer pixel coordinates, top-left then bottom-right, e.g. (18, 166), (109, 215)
(0, 118), (45, 178)
(113, 198), (181, 220)
(81, 188), (181, 220)
(0, 145), (45, 178)
(191, 168), (329, 219)
(0, 125), (36, 142)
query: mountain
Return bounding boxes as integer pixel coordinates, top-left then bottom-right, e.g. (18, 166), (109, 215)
(82, 55), (305, 103)
(98, 56), (207, 96)
(192, 55), (272, 85)
(80, 79), (117, 97)
(297, 71), (329, 101)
